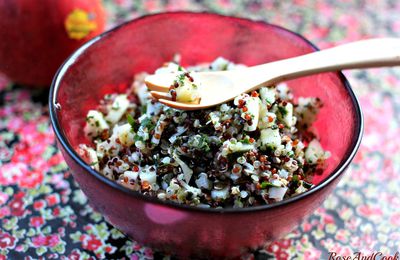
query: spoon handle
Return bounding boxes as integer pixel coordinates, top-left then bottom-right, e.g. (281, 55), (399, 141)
(248, 38), (400, 90)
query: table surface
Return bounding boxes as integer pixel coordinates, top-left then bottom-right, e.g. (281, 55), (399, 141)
(1, 1), (399, 259)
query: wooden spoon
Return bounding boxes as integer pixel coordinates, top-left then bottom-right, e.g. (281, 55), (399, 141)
(145, 38), (400, 110)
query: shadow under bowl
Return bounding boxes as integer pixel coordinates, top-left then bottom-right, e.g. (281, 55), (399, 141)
(49, 12), (363, 259)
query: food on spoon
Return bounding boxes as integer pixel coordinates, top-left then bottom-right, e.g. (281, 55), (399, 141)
(169, 71), (201, 103)
(78, 57), (330, 208)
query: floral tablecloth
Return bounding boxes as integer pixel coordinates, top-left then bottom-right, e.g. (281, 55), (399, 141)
(1, 1), (399, 259)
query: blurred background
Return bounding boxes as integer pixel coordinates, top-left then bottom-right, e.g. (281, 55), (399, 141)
(0, 0), (399, 259)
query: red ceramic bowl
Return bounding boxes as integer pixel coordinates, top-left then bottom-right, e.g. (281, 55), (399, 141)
(49, 12), (363, 259)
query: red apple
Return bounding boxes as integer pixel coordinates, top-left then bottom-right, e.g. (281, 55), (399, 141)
(0, 0), (106, 87)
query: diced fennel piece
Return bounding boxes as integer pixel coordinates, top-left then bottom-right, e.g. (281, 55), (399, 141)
(243, 96), (260, 132)
(135, 82), (150, 107)
(178, 179), (202, 197)
(276, 83), (292, 100)
(80, 145), (99, 171)
(146, 99), (163, 116)
(258, 106), (276, 130)
(113, 123), (135, 147)
(259, 87), (276, 105)
(151, 114), (168, 145)
(195, 173), (212, 190)
(84, 110), (109, 139)
(105, 94), (130, 124)
(305, 139), (328, 164)
(139, 166), (157, 184)
(211, 186), (230, 200)
(277, 102), (295, 127)
(295, 97), (321, 128)
(174, 73), (201, 103)
(173, 153), (193, 183)
(123, 170), (139, 182)
(208, 111), (221, 130)
(209, 57), (231, 71)
(260, 128), (281, 149)
(221, 140), (255, 156)
(268, 186), (288, 201)
(155, 62), (183, 74)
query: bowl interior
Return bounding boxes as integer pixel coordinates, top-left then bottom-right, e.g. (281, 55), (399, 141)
(53, 12), (361, 194)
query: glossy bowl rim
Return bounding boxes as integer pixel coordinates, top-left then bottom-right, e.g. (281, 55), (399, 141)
(49, 11), (364, 214)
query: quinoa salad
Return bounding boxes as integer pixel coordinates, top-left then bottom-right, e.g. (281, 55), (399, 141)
(79, 57), (330, 208)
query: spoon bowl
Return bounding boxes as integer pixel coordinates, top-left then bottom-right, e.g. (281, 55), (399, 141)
(145, 38), (400, 110)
